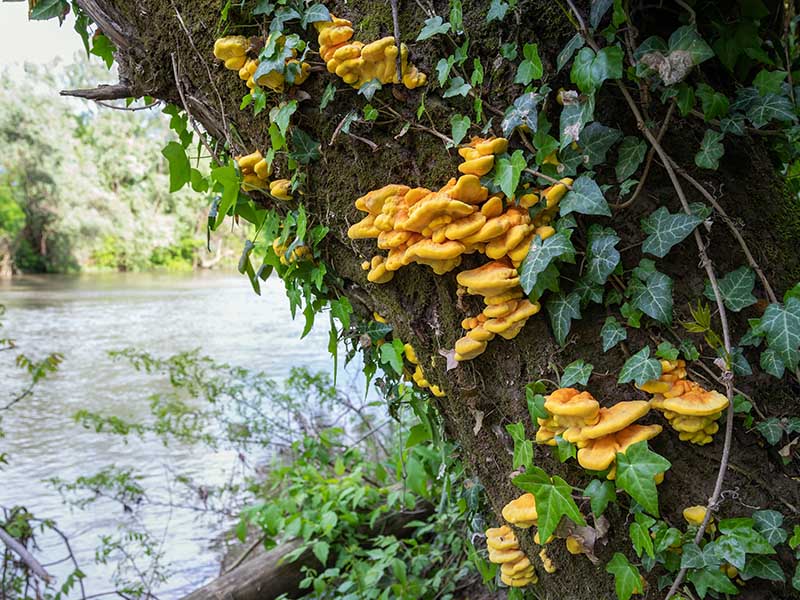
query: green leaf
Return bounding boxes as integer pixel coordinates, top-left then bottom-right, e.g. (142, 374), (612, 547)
(753, 69), (787, 95)
(668, 26), (714, 65)
(713, 535), (748, 569)
(559, 94), (595, 149)
(502, 91), (543, 137)
(519, 233), (575, 294)
(601, 316), (627, 352)
(557, 33), (585, 72)
(794, 563), (800, 592)
(506, 422), (534, 469)
(450, 113), (471, 146)
(416, 15), (451, 41)
(585, 224), (620, 285)
(760, 348), (785, 378)
(752, 510), (787, 546)
(320, 511), (338, 534)
(755, 417), (784, 445)
(358, 78), (383, 101)
(680, 543), (707, 569)
(560, 176), (611, 217)
(695, 129), (725, 170)
(486, 0), (509, 22)
(515, 43), (543, 85)
(161, 141), (191, 192)
(718, 518), (776, 554)
(641, 206), (703, 258)
(555, 435), (577, 462)
(741, 555), (785, 582)
(584, 479), (615, 516)
(443, 76), (472, 98)
(579, 123), (623, 167)
(379, 339), (405, 374)
(512, 467), (586, 542)
(90, 34), (116, 69)
(615, 441), (671, 516)
(493, 150), (527, 199)
(30, 0), (68, 20)
(655, 341), (679, 361)
(615, 136), (647, 181)
(703, 266), (757, 312)
(571, 46), (624, 93)
(629, 270), (673, 324)
(687, 567), (738, 597)
(312, 540), (330, 564)
(301, 4), (331, 27)
(290, 128), (321, 164)
(760, 298), (800, 370)
(747, 93), (796, 128)
(211, 162), (240, 229)
(546, 291), (582, 346)
(618, 346), (662, 386)
(696, 83), (730, 121)
(270, 101), (298, 137)
(630, 516), (655, 558)
(589, 0), (614, 28)
(560, 359), (593, 387)
(605, 553), (644, 600)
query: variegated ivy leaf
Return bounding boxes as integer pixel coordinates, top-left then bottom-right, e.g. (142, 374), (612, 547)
(628, 268), (674, 324)
(752, 510), (788, 547)
(560, 359), (593, 387)
(601, 316), (627, 352)
(546, 291), (582, 346)
(755, 417), (784, 445)
(578, 122), (623, 167)
(746, 93), (796, 128)
(741, 556), (786, 582)
(559, 93), (595, 149)
(695, 129), (725, 170)
(618, 346), (662, 386)
(559, 176), (611, 217)
(760, 347), (785, 378)
(703, 266), (757, 312)
(760, 298), (800, 370)
(615, 136), (647, 181)
(519, 233), (575, 295)
(585, 224), (620, 285)
(641, 205), (704, 258)
(502, 91), (544, 137)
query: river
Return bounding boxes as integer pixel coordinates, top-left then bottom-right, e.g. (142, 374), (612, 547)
(0, 271), (362, 598)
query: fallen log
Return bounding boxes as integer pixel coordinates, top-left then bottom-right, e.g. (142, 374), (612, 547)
(180, 505), (433, 600)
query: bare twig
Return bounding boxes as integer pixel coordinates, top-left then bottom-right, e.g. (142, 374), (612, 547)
(523, 168), (573, 189)
(60, 84), (132, 101)
(391, 0), (403, 84)
(0, 526), (52, 584)
(223, 534), (266, 574)
(95, 100), (162, 112)
(171, 53), (222, 165)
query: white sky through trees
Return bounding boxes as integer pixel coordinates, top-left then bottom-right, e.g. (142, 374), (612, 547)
(0, 2), (82, 67)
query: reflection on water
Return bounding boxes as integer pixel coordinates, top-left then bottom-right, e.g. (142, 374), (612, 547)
(0, 271), (358, 598)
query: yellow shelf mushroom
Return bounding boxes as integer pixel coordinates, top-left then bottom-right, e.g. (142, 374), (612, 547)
(315, 15), (426, 90)
(486, 525), (538, 588)
(213, 34), (310, 93)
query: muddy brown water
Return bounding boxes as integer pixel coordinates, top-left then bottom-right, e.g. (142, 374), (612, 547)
(0, 271), (362, 598)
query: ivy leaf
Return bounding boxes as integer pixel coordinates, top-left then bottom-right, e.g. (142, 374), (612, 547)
(680, 543), (707, 569)
(571, 46), (623, 93)
(630, 514), (656, 558)
(760, 348), (785, 378)
(760, 298), (800, 370)
(641, 206), (703, 258)
(584, 479), (615, 517)
(300, 4), (331, 27)
(502, 91), (543, 137)
(605, 553), (644, 600)
(629, 270), (673, 324)
(585, 224), (620, 285)
(515, 43), (543, 85)
(530, 262), (561, 301)
(450, 113), (471, 146)
(579, 123), (623, 167)
(30, 0), (68, 20)
(559, 94), (595, 149)
(752, 510), (787, 546)
(601, 316), (627, 352)
(289, 128), (321, 164)
(753, 69), (787, 95)
(506, 422), (534, 469)
(559, 176), (611, 217)
(486, 0), (509, 22)
(615, 441), (671, 516)
(210, 162), (240, 229)
(512, 467), (586, 542)
(696, 83), (730, 121)
(718, 518), (776, 554)
(546, 291), (582, 346)
(618, 346), (662, 386)
(443, 76), (472, 98)
(746, 93), (796, 128)
(668, 26), (714, 65)
(555, 435), (577, 462)
(161, 142), (191, 192)
(557, 33), (585, 72)
(687, 567), (739, 597)
(519, 233), (575, 294)
(713, 535), (748, 569)
(695, 129), (725, 170)
(589, 0), (614, 28)
(560, 359), (593, 387)
(755, 417), (784, 445)
(703, 266), (757, 312)
(379, 339), (405, 374)
(741, 556), (786, 582)
(615, 136), (647, 181)
(416, 15), (451, 41)
(493, 150), (527, 199)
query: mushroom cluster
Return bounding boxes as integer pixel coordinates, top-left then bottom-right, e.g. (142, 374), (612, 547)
(639, 360), (729, 445)
(272, 238), (311, 265)
(403, 343), (445, 397)
(213, 35), (310, 93)
(485, 525), (538, 588)
(314, 15), (426, 89)
(235, 150), (293, 199)
(501, 494), (558, 573)
(535, 388), (661, 478)
(347, 136), (573, 362)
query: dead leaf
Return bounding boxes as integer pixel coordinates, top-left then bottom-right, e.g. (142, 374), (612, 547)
(472, 409), (485, 435)
(439, 348), (458, 371)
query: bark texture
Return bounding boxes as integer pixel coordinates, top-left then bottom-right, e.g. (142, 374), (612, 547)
(72, 1), (800, 598)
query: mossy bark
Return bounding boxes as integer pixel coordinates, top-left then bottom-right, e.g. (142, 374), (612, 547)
(74, 0), (800, 597)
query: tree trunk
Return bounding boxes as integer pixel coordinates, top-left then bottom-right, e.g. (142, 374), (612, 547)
(69, 1), (800, 598)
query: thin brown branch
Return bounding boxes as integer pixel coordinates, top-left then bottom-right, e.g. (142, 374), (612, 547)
(60, 83), (132, 101)
(391, 0), (403, 84)
(95, 100), (162, 112)
(0, 526), (52, 584)
(523, 168), (573, 189)
(171, 53), (222, 166)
